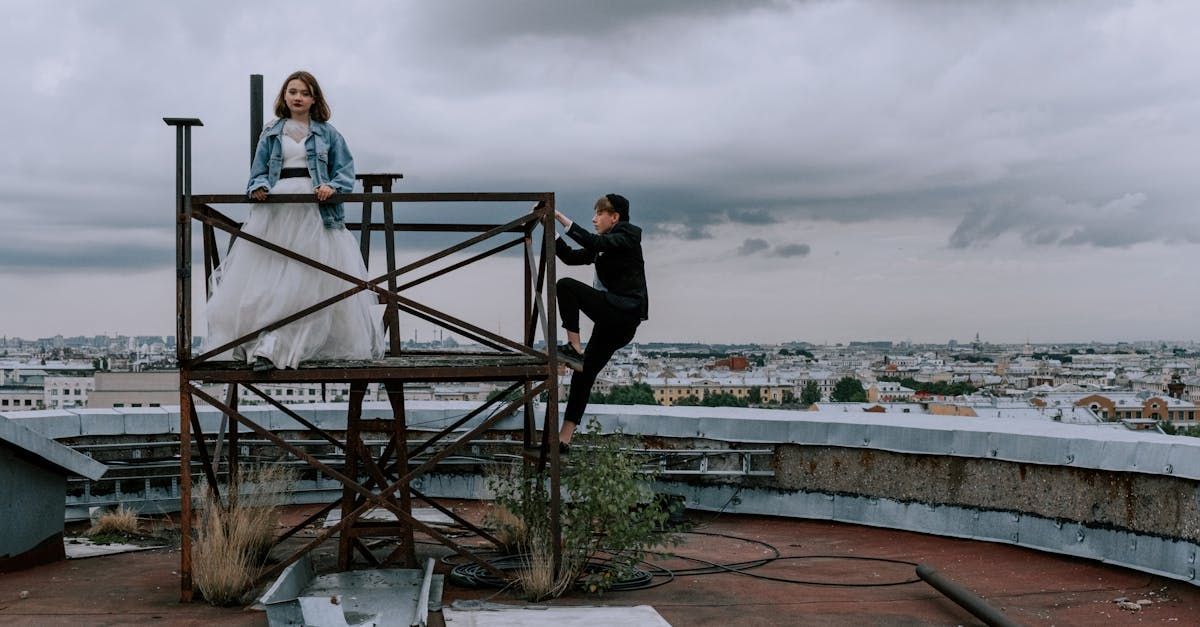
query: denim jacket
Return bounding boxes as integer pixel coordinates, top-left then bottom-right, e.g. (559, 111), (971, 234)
(246, 118), (355, 228)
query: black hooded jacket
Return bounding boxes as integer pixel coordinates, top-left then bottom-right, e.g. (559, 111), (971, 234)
(556, 221), (649, 321)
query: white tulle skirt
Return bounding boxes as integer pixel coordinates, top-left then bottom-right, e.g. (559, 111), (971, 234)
(202, 177), (383, 369)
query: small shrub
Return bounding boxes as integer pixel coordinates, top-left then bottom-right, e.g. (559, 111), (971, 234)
(193, 463), (296, 605)
(490, 420), (681, 599)
(89, 505), (140, 537)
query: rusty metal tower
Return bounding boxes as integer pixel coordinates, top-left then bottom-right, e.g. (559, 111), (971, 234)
(165, 85), (565, 601)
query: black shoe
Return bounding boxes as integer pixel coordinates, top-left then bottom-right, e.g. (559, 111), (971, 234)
(556, 344), (584, 371)
(252, 356), (276, 372)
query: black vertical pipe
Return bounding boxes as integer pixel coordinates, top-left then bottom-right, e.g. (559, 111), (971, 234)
(523, 228), (534, 450)
(182, 125), (194, 364)
(382, 178), (402, 356)
(174, 125), (185, 364)
(543, 196), (562, 576)
(250, 74), (263, 162)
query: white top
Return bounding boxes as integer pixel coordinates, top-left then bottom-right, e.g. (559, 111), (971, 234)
(281, 123), (309, 168)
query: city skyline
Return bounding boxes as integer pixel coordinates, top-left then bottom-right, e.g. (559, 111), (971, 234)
(4, 2), (1200, 342)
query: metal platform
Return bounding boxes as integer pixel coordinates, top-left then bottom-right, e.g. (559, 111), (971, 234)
(190, 353), (550, 384)
(166, 104), (567, 602)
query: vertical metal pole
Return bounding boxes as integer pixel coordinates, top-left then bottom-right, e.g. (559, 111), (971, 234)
(338, 382), (368, 570)
(523, 228), (534, 450)
(250, 74), (263, 162)
(543, 196), (562, 575)
(174, 124), (192, 603)
(386, 382), (416, 567)
(165, 116), (202, 602)
(182, 122), (196, 601)
(382, 179), (402, 356)
(165, 115), (202, 600)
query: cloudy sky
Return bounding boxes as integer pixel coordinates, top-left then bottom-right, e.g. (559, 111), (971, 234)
(3, 0), (1199, 344)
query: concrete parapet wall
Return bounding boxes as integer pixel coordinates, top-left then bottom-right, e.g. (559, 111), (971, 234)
(771, 445), (1200, 542)
(6, 401), (1200, 584)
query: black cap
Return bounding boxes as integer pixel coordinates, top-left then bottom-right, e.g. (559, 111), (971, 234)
(606, 193), (630, 222)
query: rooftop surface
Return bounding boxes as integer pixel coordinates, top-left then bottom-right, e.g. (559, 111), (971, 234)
(2, 501), (1197, 626)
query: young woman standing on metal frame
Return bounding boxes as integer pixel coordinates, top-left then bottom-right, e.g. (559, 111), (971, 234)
(203, 71), (383, 370)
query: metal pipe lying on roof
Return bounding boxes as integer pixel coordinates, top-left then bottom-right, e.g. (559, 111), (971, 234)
(916, 564), (1021, 627)
(414, 557), (435, 627)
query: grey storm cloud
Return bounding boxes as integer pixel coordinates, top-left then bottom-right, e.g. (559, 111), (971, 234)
(947, 193), (1200, 249)
(771, 243), (811, 258)
(0, 242), (174, 274)
(735, 239), (809, 258)
(5, 0), (1200, 275)
(726, 208), (777, 225)
(737, 238), (770, 256)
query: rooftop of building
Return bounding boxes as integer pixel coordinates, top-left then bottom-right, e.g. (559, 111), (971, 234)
(3, 501), (1198, 625)
(4, 399), (1200, 623)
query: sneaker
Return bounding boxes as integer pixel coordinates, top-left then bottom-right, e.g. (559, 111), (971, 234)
(252, 356), (276, 372)
(556, 343), (584, 371)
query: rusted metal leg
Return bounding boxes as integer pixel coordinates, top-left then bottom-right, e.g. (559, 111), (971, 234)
(385, 381), (416, 567)
(338, 381), (368, 570)
(179, 386), (194, 602)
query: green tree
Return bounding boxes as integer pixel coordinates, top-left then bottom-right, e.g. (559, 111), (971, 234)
(800, 380), (822, 405)
(701, 392), (749, 408)
(830, 377), (867, 402)
(674, 395), (702, 406)
(747, 386), (762, 405)
(604, 383), (658, 405)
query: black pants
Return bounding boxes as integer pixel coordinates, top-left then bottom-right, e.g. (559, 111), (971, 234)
(557, 278), (639, 424)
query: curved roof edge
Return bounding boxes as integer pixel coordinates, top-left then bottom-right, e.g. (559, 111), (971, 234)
(5, 402), (1198, 480)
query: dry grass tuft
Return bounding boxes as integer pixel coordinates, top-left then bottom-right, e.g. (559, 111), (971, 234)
(516, 522), (575, 602)
(484, 504), (527, 554)
(89, 505), (140, 536)
(193, 464), (296, 605)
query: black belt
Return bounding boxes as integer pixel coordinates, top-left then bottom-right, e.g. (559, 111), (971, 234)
(279, 167), (309, 179)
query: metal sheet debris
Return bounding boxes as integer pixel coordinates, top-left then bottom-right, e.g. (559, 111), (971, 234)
(442, 604), (672, 626)
(64, 538), (165, 559)
(324, 506), (457, 528)
(260, 554), (442, 627)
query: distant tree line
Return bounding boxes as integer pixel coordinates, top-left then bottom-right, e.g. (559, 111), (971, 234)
(673, 392), (749, 408)
(589, 382), (658, 405)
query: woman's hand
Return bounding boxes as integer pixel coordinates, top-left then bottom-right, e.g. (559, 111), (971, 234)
(315, 185), (335, 202)
(250, 188), (268, 201)
(554, 209), (573, 229)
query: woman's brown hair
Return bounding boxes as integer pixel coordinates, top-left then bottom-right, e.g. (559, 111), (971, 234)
(273, 71), (331, 122)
